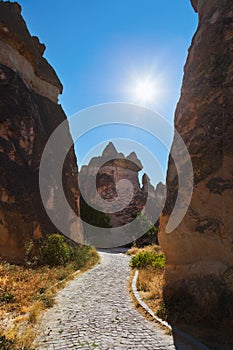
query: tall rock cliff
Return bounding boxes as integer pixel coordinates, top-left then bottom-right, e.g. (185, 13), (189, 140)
(159, 0), (233, 304)
(80, 142), (165, 233)
(0, 2), (82, 262)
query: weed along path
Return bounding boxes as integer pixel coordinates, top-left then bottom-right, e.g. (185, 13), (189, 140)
(34, 252), (200, 350)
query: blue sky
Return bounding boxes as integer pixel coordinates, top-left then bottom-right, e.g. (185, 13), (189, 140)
(17, 0), (197, 185)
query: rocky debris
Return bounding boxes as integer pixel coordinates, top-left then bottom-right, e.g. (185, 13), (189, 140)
(0, 2), (82, 263)
(159, 0), (233, 305)
(79, 142), (165, 233)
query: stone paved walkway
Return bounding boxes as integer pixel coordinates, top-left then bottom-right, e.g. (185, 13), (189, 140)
(34, 252), (199, 350)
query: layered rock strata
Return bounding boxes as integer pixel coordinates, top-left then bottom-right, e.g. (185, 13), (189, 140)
(80, 142), (165, 230)
(159, 0), (233, 302)
(0, 2), (82, 262)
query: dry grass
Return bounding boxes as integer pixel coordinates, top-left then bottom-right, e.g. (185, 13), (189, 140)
(127, 243), (161, 257)
(127, 260), (170, 337)
(128, 244), (166, 318)
(0, 247), (99, 349)
(128, 245), (233, 350)
(137, 267), (165, 314)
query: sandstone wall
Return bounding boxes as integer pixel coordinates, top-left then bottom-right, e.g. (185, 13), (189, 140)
(79, 143), (145, 228)
(0, 2), (82, 262)
(0, 2), (62, 102)
(79, 142), (165, 233)
(159, 0), (233, 301)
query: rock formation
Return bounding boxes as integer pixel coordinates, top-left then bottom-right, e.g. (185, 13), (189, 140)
(159, 0), (233, 305)
(79, 142), (165, 232)
(0, 2), (82, 263)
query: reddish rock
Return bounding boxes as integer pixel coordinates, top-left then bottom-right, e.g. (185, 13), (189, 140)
(190, 0), (198, 12)
(80, 142), (165, 232)
(0, 2), (82, 263)
(0, 2), (62, 101)
(159, 0), (233, 304)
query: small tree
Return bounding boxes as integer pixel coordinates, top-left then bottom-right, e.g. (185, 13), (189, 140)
(132, 213), (158, 247)
(40, 234), (70, 266)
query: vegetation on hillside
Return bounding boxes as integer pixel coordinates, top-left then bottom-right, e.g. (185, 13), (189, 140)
(80, 196), (112, 228)
(123, 213), (159, 248)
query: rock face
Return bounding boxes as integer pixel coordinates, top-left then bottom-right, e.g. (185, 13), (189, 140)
(159, 0), (233, 303)
(79, 142), (165, 231)
(0, 2), (82, 263)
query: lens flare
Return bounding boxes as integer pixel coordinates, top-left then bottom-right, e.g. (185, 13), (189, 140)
(133, 78), (156, 102)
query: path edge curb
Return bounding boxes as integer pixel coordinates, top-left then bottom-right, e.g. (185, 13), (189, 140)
(132, 270), (210, 350)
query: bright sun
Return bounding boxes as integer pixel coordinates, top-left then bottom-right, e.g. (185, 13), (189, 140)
(125, 71), (166, 106)
(134, 80), (155, 101)
(131, 77), (157, 104)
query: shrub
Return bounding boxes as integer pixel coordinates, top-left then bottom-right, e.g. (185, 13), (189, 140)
(24, 240), (39, 267)
(130, 251), (166, 269)
(70, 245), (91, 270)
(24, 234), (98, 270)
(151, 253), (166, 269)
(80, 196), (111, 228)
(124, 213), (159, 247)
(133, 224), (158, 247)
(40, 234), (70, 266)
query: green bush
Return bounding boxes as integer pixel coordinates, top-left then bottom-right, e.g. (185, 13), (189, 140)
(80, 196), (111, 228)
(70, 245), (92, 269)
(130, 251), (166, 269)
(24, 234), (98, 270)
(151, 253), (166, 269)
(40, 234), (70, 266)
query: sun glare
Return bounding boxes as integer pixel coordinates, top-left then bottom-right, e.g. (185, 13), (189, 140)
(133, 79), (156, 103)
(127, 75), (161, 105)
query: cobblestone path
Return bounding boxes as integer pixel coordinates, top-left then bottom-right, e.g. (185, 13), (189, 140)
(34, 252), (198, 350)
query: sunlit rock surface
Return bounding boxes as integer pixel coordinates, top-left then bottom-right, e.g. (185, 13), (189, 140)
(0, 2), (82, 263)
(80, 142), (165, 230)
(159, 0), (233, 303)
